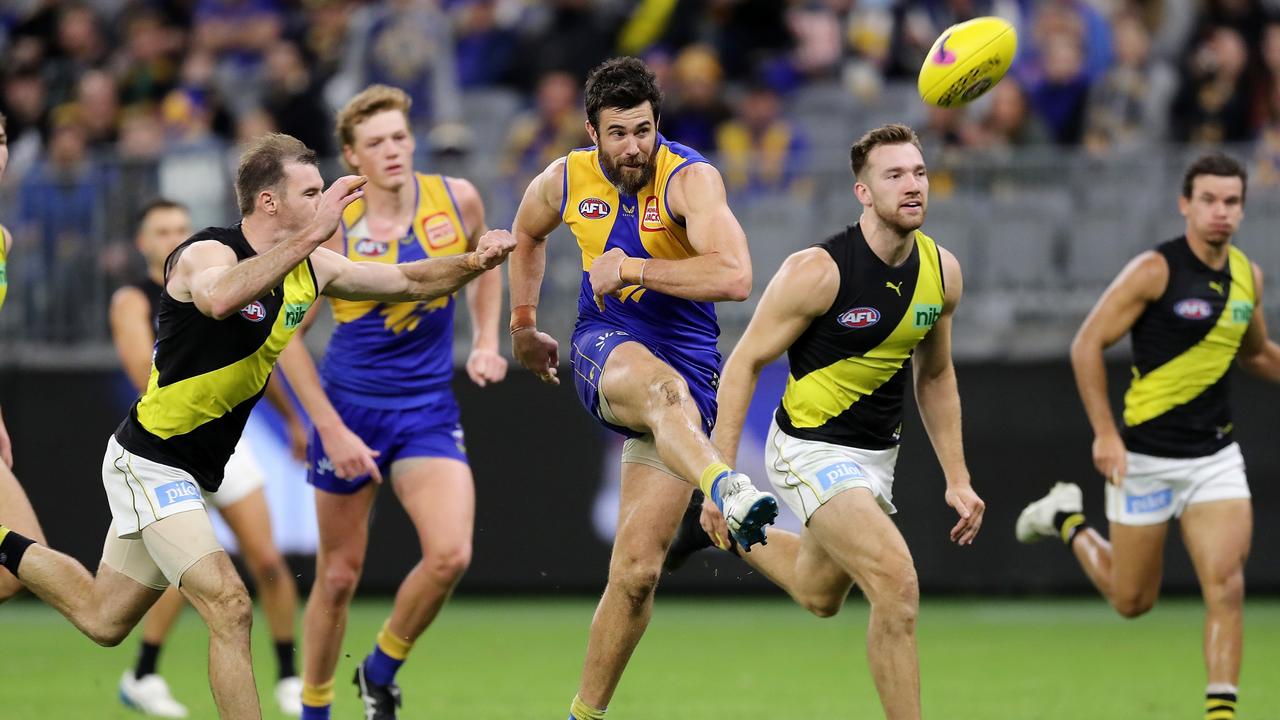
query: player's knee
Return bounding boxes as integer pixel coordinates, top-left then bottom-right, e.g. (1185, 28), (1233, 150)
(610, 557), (662, 612)
(87, 620), (132, 648)
(318, 557), (364, 602)
(244, 549), (289, 587)
(648, 374), (691, 411)
(425, 544), (471, 587)
(800, 594), (843, 618)
(1204, 569), (1245, 611)
(870, 564), (919, 629)
(1112, 590), (1157, 619)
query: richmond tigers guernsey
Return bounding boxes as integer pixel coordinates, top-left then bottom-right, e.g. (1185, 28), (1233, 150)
(777, 224), (946, 449)
(1122, 237), (1256, 458)
(114, 225), (317, 491)
(0, 224), (10, 312)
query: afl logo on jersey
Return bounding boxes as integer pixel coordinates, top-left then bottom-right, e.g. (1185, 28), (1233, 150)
(1174, 298), (1213, 320)
(240, 301), (267, 322)
(838, 307), (880, 328)
(354, 238), (390, 258)
(579, 198), (611, 220)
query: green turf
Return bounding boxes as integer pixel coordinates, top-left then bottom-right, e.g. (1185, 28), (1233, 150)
(1, 596), (1277, 719)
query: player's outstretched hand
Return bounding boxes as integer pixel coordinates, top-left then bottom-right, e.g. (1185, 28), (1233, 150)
(589, 247), (628, 312)
(1092, 432), (1127, 486)
(945, 484), (985, 546)
(699, 497), (732, 551)
(512, 328), (560, 385)
(317, 419), (383, 484)
(309, 175), (367, 243)
(466, 347), (508, 387)
(470, 229), (517, 271)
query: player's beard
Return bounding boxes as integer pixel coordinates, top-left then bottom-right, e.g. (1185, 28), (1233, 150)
(600, 149), (657, 196)
(874, 197), (926, 236)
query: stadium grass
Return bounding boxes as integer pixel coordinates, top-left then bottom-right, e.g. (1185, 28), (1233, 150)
(1, 596), (1277, 719)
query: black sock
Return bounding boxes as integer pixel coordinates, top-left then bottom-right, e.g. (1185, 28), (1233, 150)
(135, 642), (162, 679)
(0, 527), (35, 576)
(1206, 691), (1237, 719)
(1052, 510), (1086, 545)
(275, 640), (297, 680)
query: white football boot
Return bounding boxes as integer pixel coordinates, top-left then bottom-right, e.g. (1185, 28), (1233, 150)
(119, 671), (189, 718)
(1015, 482), (1083, 543)
(712, 473), (779, 551)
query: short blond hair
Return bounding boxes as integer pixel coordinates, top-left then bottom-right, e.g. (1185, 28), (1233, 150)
(849, 124), (923, 180)
(336, 84), (412, 151)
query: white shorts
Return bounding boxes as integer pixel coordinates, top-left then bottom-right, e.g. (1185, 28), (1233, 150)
(1105, 442), (1251, 526)
(763, 419), (898, 523)
(102, 435), (207, 539)
(205, 437), (266, 509)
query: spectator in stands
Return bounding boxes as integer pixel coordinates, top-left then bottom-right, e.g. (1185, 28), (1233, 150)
(328, 0), (463, 127)
(45, 3), (110, 110)
(74, 70), (121, 154)
(1024, 31), (1091, 145)
(261, 42), (334, 157)
(454, 0), (519, 89)
(968, 80), (1051, 150)
(17, 111), (107, 340)
(1172, 26), (1253, 143)
(501, 70), (588, 191)
(114, 7), (183, 107)
(0, 67), (48, 182)
(192, 0), (284, 69)
(160, 49), (235, 147)
(715, 82), (809, 198)
(301, 0), (355, 83)
(1082, 10), (1177, 153)
(662, 45), (731, 151)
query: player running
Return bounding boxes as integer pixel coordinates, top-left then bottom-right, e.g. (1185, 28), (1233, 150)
(1017, 153), (1275, 720)
(676, 124), (983, 720)
(0, 110), (48, 605)
(0, 133), (514, 720)
(110, 198), (307, 717)
(508, 57), (776, 720)
(274, 85), (506, 720)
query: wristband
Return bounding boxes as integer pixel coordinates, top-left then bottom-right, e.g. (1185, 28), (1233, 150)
(510, 304), (537, 335)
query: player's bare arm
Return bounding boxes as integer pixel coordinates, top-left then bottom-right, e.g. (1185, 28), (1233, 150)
(714, 248), (839, 465)
(589, 162), (751, 308)
(108, 285), (156, 392)
(308, 229), (515, 303)
(510, 158), (568, 384)
(1236, 263), (1280, 381)
(450, 176), (508, 387)
(1070, 251), (1169, 482)
(170, 176), (366, 318)
(912, 247), (983, 545)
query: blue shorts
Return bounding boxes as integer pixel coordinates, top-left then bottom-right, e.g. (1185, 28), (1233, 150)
(569, 322), (719, 439)
(306, 391), (468, 494)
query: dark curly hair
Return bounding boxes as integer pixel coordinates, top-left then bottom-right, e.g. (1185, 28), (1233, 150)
(584, 57), (663, 131)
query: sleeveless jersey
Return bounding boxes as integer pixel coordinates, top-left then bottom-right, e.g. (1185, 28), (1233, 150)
(321, 173), (469, 408)
(114, 225), (318, 491)
(777, 224), (946, 450)
(563, 134), (720, 364)
(1122, 237), (1256, 458)
(134, 276), (164, 330)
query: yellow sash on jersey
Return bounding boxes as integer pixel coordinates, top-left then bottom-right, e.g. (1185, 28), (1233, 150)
(330, 173), (469, 329)
(781, 232), (946, 429)
(1124, 246), (1256, 427)
(562, 140), (704, 304)
(136, 260), (317, 439)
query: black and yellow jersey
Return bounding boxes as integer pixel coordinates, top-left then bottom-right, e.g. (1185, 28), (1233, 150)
(776, 224), (946, 449)
(114, 225), (317, 491)
(1122, 237), (1256, 458)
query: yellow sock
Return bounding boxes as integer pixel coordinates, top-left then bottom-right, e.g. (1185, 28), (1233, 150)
(570, 694), (606, 720)
(377, 621), (414, 661)
(699, 462), (732, 500)
(1059, 513), (1086, 544)
(301, 679), (334, 708)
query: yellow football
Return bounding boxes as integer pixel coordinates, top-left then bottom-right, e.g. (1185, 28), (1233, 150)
(918, 16), (1018, 108)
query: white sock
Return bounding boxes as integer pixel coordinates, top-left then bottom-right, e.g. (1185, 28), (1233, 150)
(1206, 682), (1238, 696)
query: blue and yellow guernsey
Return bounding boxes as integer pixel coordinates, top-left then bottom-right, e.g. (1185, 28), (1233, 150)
(563, 135), (722, 435)
(564, 136), (719, 355)
(320, 173), (469, 409)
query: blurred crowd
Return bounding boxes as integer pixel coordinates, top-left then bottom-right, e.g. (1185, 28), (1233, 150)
(2, 0), (1280, 342)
